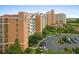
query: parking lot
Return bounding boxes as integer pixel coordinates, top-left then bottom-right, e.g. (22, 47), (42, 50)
(39, 34), (79, 52)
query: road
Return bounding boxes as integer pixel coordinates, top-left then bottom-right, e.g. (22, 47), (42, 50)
(42, 34), (79, 52)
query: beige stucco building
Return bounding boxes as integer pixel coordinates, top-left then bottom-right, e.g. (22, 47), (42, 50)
(55, 13), (66, 27)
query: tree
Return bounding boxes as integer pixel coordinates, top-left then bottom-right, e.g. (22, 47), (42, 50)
(6, 39), (21, 54)
(62, 36), (67, 43)
(42, 25), (57, 37)
(42, 28), (49, 37)
(29, 32), (43, 47)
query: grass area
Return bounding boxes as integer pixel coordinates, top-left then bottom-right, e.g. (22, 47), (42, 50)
(67, 23), (79, 28)
(68, 23), (79, 25)
(42, 24), (79, 38)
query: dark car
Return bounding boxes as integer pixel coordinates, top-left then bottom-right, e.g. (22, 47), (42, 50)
(39, 42), (48, 50)
(39, 42), (46, 46)
(74, 38), (79, 41)
(71, 38), (77, 44)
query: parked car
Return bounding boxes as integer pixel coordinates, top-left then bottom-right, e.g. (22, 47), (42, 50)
(71, 38), (77, 44)
(39, 42), (48, 50)
(39, 42), (46, 46)
(66, 37), (72, 44)
(74, 38), (79, 41)
(43, 45), (48, 50)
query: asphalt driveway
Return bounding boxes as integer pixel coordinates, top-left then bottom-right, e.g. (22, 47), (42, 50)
(42, 34), (79, 52)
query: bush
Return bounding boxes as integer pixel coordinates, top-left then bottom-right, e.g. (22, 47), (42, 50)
(24, 48), (36, 54)
(58, 36), (67, 44)
(64, 48), (73, 53)
(35, 48), (44, 54)
(24, 48), (44, 54)
(58, 40), (64, 44)
(46, 50), (64, 54)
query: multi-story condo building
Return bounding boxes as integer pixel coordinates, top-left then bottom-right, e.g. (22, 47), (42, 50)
(28, 13), (47, 34)
(35, 13), (43, 32)
(0, 12), (28, 53)
(28, 13), (35, 36)
(55, 13), (66, 27)
(0, 10), (66, 53)
(41, 14), (47, 30)
(47, 10), (55, 26)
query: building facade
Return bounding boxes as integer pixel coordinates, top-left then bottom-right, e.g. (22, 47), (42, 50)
(35, 13), (42, 32)
(47, 10), (55, 26)
(27, 13), (48, 34)
(28, 13), (35, 36)
(55, 13), (66, 27)
(0, 12), (28, 53)
(41, 14), (47, 30)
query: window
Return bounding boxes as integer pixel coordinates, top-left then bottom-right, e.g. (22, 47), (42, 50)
(4, 24), (8, 28)
(16, 28), (18, 32)
(16, 19), (18, 22)
(4, 38), (8, 43)
(16, 24), (18, 32)
(16, 33), (18, 38)
(0, 18), (2, 23)
(0, 21), (2, 43)
(0, 24), (2, 28)
(0, 38), (2, 43)
(16, 24), (18, 27)
(4, 24), (8, 33)
(0, 44), (2, 48)
(4, 44), (8, 48)
(4, 24), (8, 43)
(4, 18), (8, 23)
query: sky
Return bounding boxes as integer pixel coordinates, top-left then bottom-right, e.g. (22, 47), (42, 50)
(0, 5), (79, 18)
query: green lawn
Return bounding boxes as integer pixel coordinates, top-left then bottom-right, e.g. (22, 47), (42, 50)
(67, 23), (79, 27)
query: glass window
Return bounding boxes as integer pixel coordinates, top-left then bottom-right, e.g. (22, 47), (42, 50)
(0, 44), (2, 48)
(0, 38), (2, 43)
(0, 22), (2, 43)
(16, 28), (18, 32)
(4, 18), (8, 23)
(4, 24), (8, 43)
(4, 24), (8, 28)
(4, 37), (8, 43)
(16, 33), (18, 38)
(0, 18), (2, 23)
(16, 19), (18, 22)
(16, 24), (18, 27)
(0, 24), (2, 28)
(4, 44), (8, 48)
